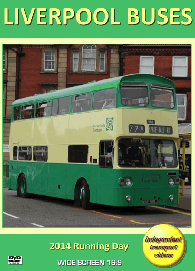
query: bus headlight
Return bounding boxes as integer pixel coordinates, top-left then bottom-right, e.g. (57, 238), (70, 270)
(125, 178), (132, 186)
(169, 195), (174, 201)
(126, 195), (131, 202)
(168, 178), (174, 185)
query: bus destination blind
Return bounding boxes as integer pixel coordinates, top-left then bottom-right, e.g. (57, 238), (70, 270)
(149, 125), (173, 134)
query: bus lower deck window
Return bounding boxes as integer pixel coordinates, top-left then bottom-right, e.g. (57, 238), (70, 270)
(13, 146), (17, 160)
(33, 146), (48, 162)
(68, 145), (88, 163)
(99, 140), (114, 168)
(18, 146), (32, 161)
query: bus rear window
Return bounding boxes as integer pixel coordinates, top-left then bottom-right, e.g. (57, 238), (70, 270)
(14, 106), (20, 120)
(121, 83), (148, 106)
(21, 104), (34, 119)
(150, 84), (174, 109)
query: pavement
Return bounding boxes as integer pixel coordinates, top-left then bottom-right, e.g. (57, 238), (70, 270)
(175, 186), (191, 212)
(3, 176), (191, 212)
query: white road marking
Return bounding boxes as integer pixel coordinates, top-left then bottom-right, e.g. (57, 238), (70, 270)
(4, 212), (44, 227)
(31, 223), (44, 227)
(3, 212), (19, 219)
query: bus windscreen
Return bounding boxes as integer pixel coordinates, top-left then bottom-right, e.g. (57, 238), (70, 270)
(118, 138), (177, 168)
(120, 83), (148, 107)
(150, 84), (174, 109)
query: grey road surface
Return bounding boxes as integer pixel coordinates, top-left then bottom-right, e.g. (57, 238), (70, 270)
(3, 188), (191, 228)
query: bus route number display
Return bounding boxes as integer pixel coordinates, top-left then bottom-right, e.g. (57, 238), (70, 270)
(129, 124), (145, 133)
(149, 125), (173, 134)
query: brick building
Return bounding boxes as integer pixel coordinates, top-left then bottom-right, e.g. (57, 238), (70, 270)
(3, 44), (120, 174)
(120, 44), (191, 123)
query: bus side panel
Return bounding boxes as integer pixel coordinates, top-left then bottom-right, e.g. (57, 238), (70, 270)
(47, 163), (68, 198)
(96, 168), (119, 206)
(6, 161), (18, 190)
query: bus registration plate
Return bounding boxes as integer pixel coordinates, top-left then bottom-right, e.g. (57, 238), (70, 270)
(142, 199), (157, 204)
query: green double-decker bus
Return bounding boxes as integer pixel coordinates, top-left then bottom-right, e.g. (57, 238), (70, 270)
(6, 74), (179, 209)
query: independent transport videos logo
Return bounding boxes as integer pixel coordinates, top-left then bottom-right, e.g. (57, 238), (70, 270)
(8, 256), (23, 265)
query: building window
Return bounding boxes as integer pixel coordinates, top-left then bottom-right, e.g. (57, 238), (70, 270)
(41, 48), (57, 73)
(3, 51), (5, 71)
(3, 85), (6, 116)
(172, 56), (188, 77)
(82, 44), (96, 71)
(71, 45), (107, 73)
(44, 51), (55, 71)
(99, 51), (105, 72)
(177, 94), (187, 120)
(3, 49), (7, 73)
(140, 56), (154, 75)
(73, 52), (79, 72)
(42, 85), (57, 93)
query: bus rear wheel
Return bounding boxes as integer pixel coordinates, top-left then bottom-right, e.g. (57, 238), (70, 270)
(80, 180), (91, 210)
(17, 174), (30, 198)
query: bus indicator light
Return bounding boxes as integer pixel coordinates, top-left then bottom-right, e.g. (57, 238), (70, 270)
(120, 178), (125, 186)
(175, 178), (180, 185)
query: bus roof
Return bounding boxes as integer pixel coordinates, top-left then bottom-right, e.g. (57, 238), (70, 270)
(12, 74), (175, 107)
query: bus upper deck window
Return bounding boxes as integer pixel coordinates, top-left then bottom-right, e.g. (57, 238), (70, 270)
(93, 88), (115, 110)
(21, 104), (34, 119)
(120, 83), (148, 107)
(36, 101), (51, 117)
(14, 106), (20, 120)
(53, 97), (69, 116)
(150, 84), (174, 109)
(71, 93), (91, 113)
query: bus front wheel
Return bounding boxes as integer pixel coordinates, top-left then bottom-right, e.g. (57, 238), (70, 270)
(80, 180), (91, 210)
(17, 174), (30, 198)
